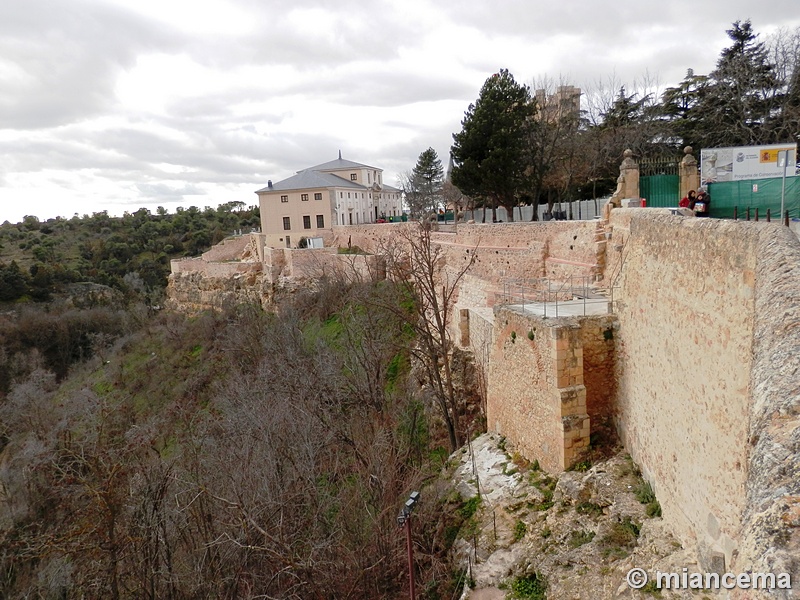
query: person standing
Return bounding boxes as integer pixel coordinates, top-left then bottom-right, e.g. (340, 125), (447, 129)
(693, 187), (710, 217)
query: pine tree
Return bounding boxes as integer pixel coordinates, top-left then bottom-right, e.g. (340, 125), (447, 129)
(451, 69), (535, 221)
(660, 69), (709, 150)
(694, 20), (783, 147)
(407, 148), (444, 218)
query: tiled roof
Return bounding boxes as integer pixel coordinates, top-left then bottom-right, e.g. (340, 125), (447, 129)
(256, 169), (366, 194)
(307, 157), (377, 172)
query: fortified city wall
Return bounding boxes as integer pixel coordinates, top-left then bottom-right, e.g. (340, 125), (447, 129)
(166, 213), (799, 589)
(604, 210), (757, 574)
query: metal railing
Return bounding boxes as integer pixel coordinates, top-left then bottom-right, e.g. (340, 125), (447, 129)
(498, 275), (615, 317)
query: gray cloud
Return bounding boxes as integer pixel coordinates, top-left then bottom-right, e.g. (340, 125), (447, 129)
(1, 0), (799, 224)
(135, 182), (204, 199)
(0, 0), (181, 130)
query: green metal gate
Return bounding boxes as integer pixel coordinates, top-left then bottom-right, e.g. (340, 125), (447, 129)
(639, 158), (680, 207)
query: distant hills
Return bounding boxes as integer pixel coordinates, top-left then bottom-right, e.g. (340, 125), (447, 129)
(0, 203), (260, 304)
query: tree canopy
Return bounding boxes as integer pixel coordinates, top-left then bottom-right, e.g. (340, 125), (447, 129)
(451, 69), (536, 221)
(442, 22), (800, 215)
(404, 147), (444, 217)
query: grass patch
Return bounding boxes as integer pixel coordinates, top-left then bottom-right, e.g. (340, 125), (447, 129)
(575, 501), (604, 518)
(635, 480), (662, 518)
(634, 480), (656, 504)
(570, 459), (592, 472)
(599, 516), (641, 558)
(528, 470), (556, 511)
(457, 495), (481, 520)
(513, 520), (527, 542)
(568, 529), (595, 548)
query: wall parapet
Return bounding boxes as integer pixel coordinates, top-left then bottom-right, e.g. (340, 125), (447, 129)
(732, 225), (800, 594)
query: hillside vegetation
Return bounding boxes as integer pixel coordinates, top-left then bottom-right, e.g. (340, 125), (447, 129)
(0, 277), (480, 599)
(0, 203), (259, 304)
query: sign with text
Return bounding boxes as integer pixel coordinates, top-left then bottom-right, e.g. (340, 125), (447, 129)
(701, 143), (797, 184)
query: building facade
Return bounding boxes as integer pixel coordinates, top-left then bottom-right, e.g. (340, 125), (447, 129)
(256, 155), (403, 248)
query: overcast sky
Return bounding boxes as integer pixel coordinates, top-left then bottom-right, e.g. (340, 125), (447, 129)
(1, 0), (799, 224)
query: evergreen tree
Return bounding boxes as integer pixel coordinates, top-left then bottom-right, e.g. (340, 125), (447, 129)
(451, 69), (536, 221)
(694, 20), (783, 147)
(0, 261), (29, 301)
(407, 147), (444, 217)
(659, 69), (709, 150)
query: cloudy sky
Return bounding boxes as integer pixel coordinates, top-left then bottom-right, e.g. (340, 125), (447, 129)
(1, 0), (799, 224)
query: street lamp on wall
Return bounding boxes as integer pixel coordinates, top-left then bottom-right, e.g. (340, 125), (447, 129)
(778, 149), (789, 222)
(397, 491), (420, 600)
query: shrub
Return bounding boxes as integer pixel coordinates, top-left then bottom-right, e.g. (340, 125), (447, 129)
(569, 529), (596, 548)
(508, 573), (547, 599)
(513, 520), (527, 542)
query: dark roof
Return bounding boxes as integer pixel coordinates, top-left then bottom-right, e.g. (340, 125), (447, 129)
(256, 169), (366, 194)
(307, 157), (377, 172)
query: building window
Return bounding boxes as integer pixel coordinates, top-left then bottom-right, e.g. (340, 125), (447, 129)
(368, 172), (371, 183)
(301, 193), (308, 201)
(349, 213), (353, 225)
(316, 214), (324, 228)
(348, 192), (351, 198)
(314, 192), (322, 200)
(303, 215), (311, 229)
(283, 217), (291, 230)
(281, 195), (288, 203)
(350, 173), (357, 181)
(340, 192), (343, 198)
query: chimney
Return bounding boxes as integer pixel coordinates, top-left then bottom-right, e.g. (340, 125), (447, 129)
(338, 150), (342, 160)
(268, 180), (273, 188)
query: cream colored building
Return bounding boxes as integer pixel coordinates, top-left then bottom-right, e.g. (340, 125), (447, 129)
(256, 154), (403, 248)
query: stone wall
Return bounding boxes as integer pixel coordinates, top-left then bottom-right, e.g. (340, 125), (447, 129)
(170, 257), (262, 278)
(200, 234), (252, 262)
(731, 226), (800, 597)
(166, 270), (267, 313)
(488, 309), (566, 472)
(608, 210), (758, 573)
(579, 315), (617, 429)
(486, 309), (615, 472)
(280, 247), (385, 283)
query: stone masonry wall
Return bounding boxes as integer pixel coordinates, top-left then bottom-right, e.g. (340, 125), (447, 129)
(200, 234), (252, 262)
(579, 315), (617, 430)
(487, 309), (606, 472)
(731, 226), (800, 597)
(488, 309), (565, 472)
(609, 210), (758, 572)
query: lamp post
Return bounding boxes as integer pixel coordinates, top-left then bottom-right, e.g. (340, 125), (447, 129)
(778, 149), (789, 221)
(397, 491), (420, 600)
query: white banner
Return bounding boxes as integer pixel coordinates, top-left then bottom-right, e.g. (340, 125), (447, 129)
(700, 143), (797, 184)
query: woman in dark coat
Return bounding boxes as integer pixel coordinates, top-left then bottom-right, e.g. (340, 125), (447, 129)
(693, 187), (710, 217)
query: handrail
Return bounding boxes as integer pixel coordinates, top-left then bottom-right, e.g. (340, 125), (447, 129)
(498, 275), (615, 317)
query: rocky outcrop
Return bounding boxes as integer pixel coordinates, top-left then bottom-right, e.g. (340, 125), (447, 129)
(450, 434), (698, 600)
(166, 270), (270, 313)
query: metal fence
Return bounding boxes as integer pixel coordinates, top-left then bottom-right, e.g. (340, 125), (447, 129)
(463, 198), (610, 223)
(497, 276), (614, 317)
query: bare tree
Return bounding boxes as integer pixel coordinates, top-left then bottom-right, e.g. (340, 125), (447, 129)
(379, 223), (476, 452)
